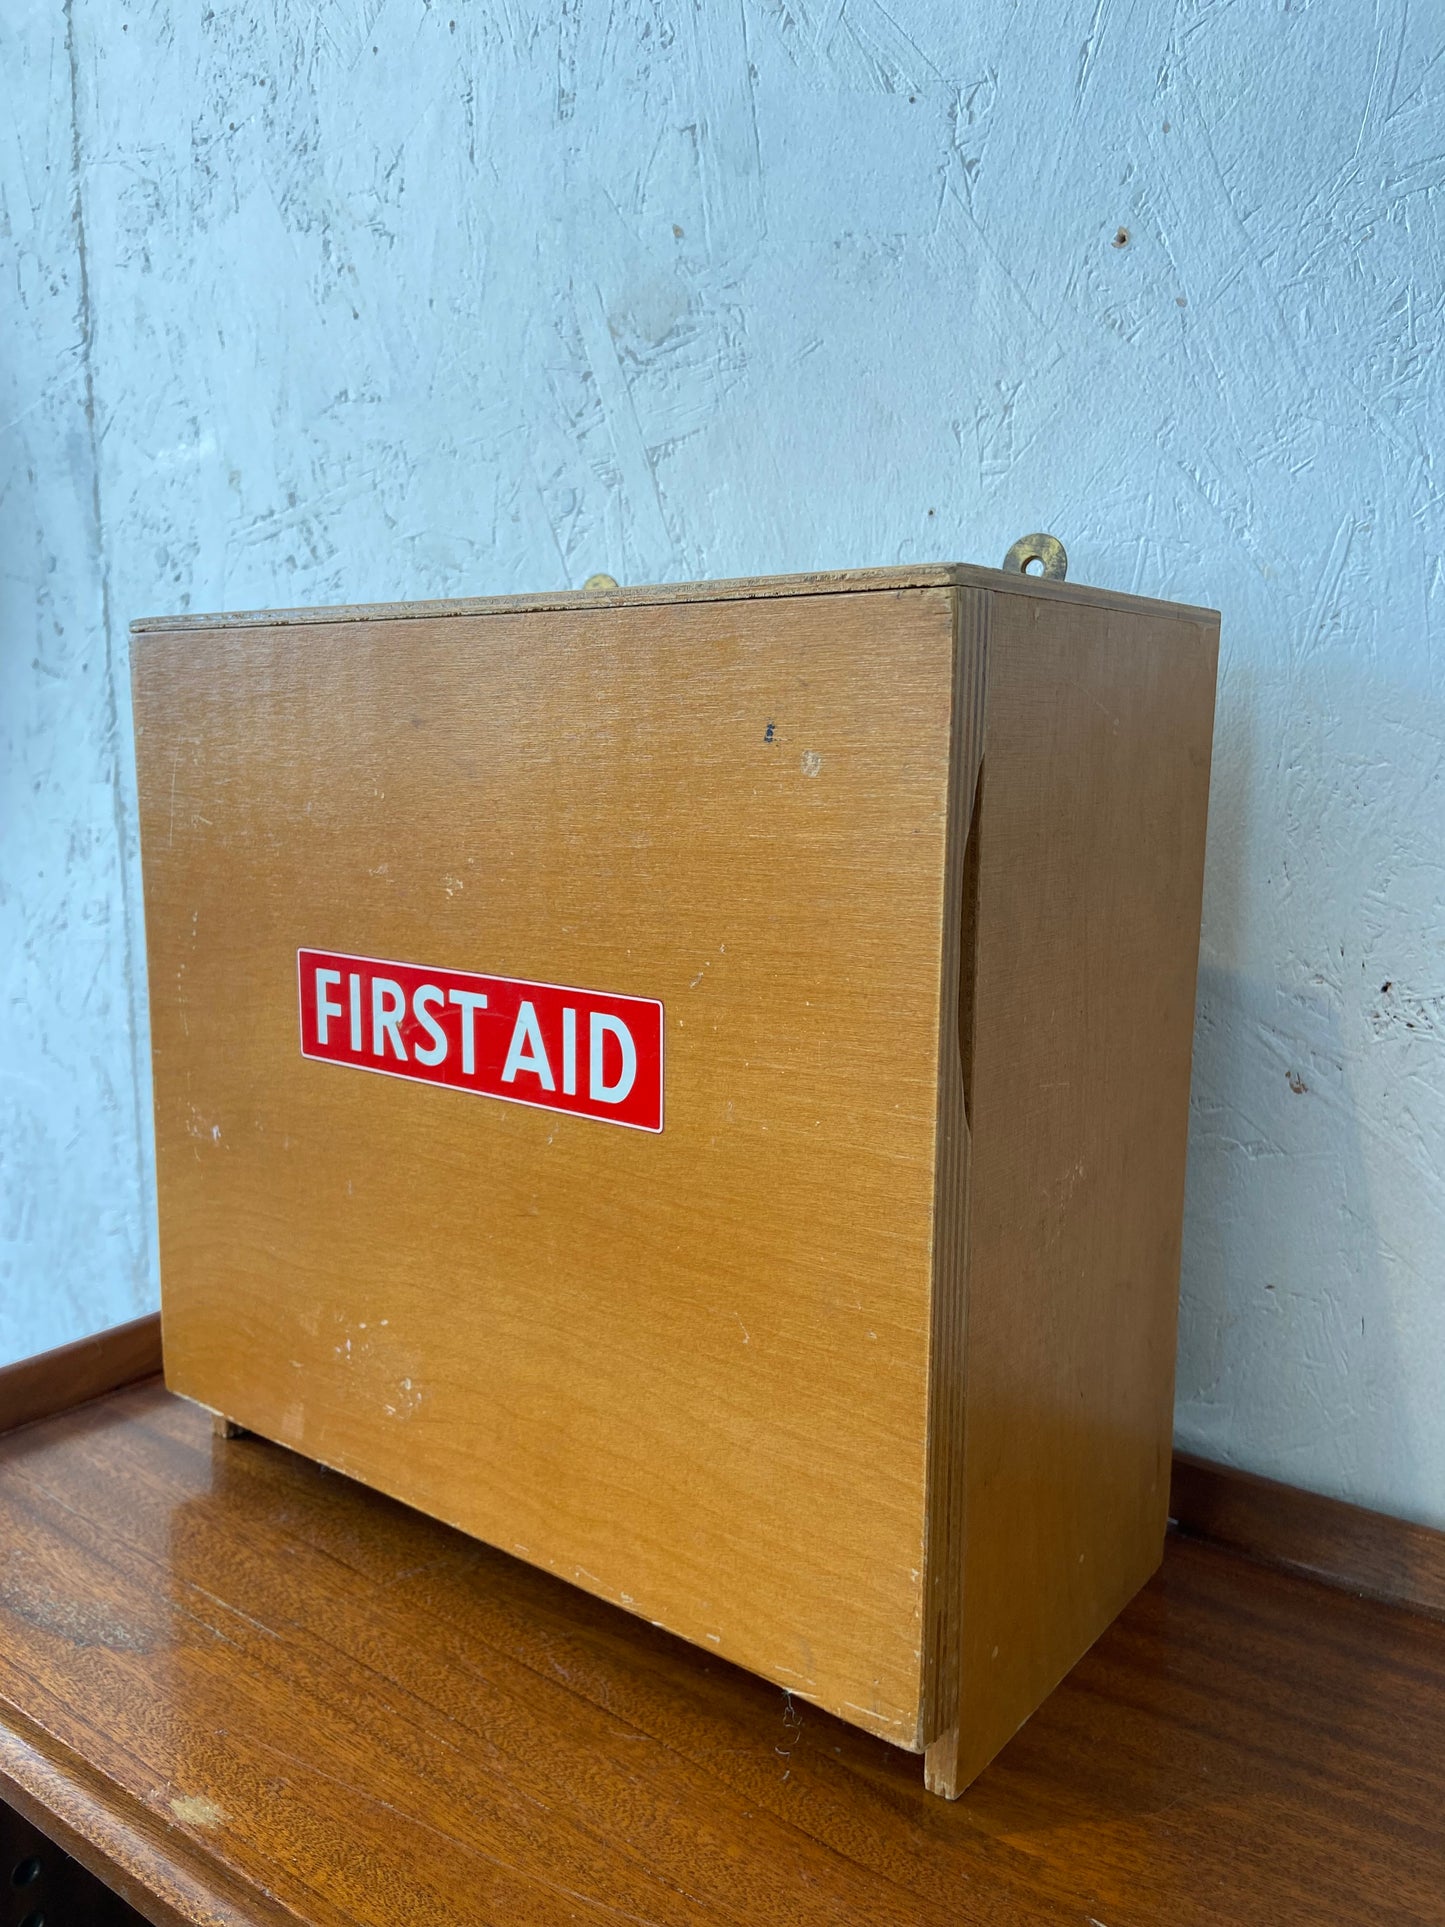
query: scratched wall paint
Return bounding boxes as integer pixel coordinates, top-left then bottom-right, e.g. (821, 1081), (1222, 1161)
(2, 3), (1441, 1527)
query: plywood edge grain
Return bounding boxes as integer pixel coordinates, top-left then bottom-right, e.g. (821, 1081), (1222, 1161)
(130, 563), (1218, 635)
(0, 1315), (163, 1437)
(920, 587), (988, 1784)
(1170, 1452), (1445, 1622)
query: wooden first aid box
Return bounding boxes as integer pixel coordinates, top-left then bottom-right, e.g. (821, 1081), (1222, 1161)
(131, 561), (1218, 1797)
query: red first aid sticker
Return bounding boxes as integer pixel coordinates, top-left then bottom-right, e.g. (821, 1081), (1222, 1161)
(298, 949), (664, 1133)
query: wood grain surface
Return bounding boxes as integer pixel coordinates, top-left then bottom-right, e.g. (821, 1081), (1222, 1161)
(918, 588), (987, 1773)
(132, 584), (975, 1749)
(937, 591), (1219, 1794)
(0, 1315), (162, 1437)
(0, 1794), (147, 1925)
(130, 559), (1217, 634)
(1, 1383), (1441, 1927)
(1172, 1450), (1445, 1621)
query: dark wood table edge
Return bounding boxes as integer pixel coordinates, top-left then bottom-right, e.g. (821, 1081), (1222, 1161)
(0, 1698), (302, 1927)
(2, 1322), (1443, 1927)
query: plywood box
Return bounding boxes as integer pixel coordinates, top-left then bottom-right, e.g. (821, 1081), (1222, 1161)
(130, 561), (1218, 1797)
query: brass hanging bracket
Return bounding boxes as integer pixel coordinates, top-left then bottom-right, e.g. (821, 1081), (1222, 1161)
(1001, 534), (1068, 581)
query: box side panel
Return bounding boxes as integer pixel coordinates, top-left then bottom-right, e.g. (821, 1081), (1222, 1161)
(935, 589), (1218, 1794)
(130, 587), (960, 1746)
(919, 588), (988, 1760)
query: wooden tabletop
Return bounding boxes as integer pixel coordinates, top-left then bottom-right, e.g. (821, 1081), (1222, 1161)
(0, 1383), (1441, 1927)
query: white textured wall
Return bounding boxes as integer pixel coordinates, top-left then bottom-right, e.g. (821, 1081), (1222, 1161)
(2, 3), (1441, 1526)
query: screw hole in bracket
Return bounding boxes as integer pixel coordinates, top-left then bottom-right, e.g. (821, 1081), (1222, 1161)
(1001, 533), (1068, 581)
